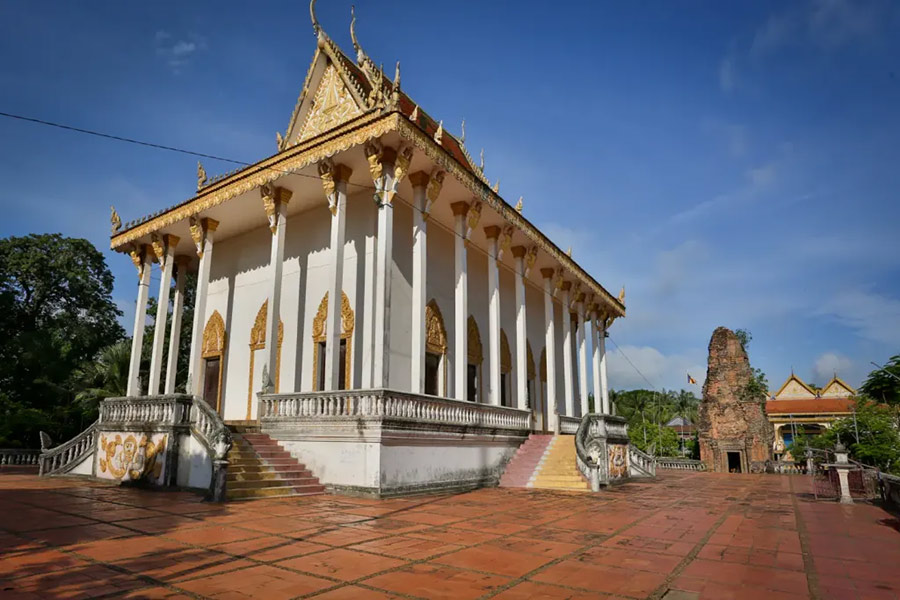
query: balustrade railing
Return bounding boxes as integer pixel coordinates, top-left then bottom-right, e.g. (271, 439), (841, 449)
(100, 395), (192, 426)
(0, 449), (41, 467)
(768, 460), (806, 474)
(558, 415), (580, 434)
(656, 458), (707, 471)
(629, 445), (657, 476)
(260, 389), (532, 431)
(39, 421), (98, 476)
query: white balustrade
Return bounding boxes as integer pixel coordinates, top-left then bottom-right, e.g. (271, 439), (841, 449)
(260, 390), (532, 431)
(656, 458), (707, 471)
(558, 415), (581, 434)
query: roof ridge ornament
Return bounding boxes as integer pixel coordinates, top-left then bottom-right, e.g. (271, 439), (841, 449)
(276, 131), (284, 151)
(110, 205), (121, 234)
(479, 148), (485, 172)
(310, 0), (321, 37)
(350, 4), (361, 55)
(197, 161), (207, 191)
(618, 285), (625, 303)
(410, 105), (419, 122)
(434, 120), (443, 144)
(515, 196), (523, 213)
(492, 179), (499, 193)
(460, 118), (466, 145)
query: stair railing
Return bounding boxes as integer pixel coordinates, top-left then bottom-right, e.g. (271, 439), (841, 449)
(628, 444), (657, 476)
(574, 415), (603, 491)
(190, 397), (232, 502)
(39, 421), (99, 476)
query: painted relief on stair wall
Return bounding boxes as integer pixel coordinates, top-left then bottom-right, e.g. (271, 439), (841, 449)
(96, 432), (167, 484)
(608, 443), (628, 480)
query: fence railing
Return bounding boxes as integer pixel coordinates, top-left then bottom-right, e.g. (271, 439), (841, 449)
(260, 389), (532, 431)
(39, 421), (99, 476)
(629, 445), (657, 476)
(0, 449), (41, 467)
(768, 460), (806, 474)
(657, 458), (707, 471)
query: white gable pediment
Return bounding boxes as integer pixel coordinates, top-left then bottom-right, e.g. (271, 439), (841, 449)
(775, 376), (816, 399)
(821, 378), (855, 397)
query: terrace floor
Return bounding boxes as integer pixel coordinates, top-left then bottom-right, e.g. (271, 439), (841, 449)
(0, 470), (898, 599)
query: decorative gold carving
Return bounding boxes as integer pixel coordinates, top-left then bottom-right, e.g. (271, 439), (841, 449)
(247, 300), (284, 418)
(128, 246), (144, 278)
(99, 433), (166, 482)
(151, 234), (165, 264)
(260, 184), (291, 234)
(310, 0), (321, 36)
(189, 216), (204, 256)
(110, 206), (121, 234)
(524, 245), (538, 276)
(608, 444), (628, 479)
(202, 310), (226, 358)
(425, 299), (448, 355)
(434, 120), (443, 145)
(410, 105), (419, 122)
(425, 170), (445, 212)
(385, 144), (413, 204)
(276, 131), (285, 150)
(318, 159), (337, 214)
(618, 286), (625, 303)
(500, 329), (511, 374)
(492, 179), (500, 193)
(311, 291), (355, 390)
(566, 246), (573, 257)
(197, 162), (207, 190)
(298, 64), (364, 142)
(465, 202), (482, 239)
(498, 226), (513, 262)
(364, 140), (384, 186)
(467, 315), (483, 365)
(515, 196), (523, 213)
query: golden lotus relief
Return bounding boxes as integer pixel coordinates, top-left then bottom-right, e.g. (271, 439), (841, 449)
(98, 433), (167, 483)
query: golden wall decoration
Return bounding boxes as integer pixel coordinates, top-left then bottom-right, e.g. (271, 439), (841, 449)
(467, 315), (483, 365)
(201, 310), (226, 412)
(248, 300), (284, 418)
(98, 433), (166, 482)
(312, 291), (354, 390)
(425, 300), (448, 355)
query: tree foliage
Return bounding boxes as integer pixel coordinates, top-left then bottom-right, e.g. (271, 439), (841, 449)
(0, 234), (124, 447)
(612, 388), (700, 457)
(859, 354), (900, 406)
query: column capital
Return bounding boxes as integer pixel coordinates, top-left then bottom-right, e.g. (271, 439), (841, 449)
(450, 201), (470, 217)
(511, 245), (527, 259)
(151, 233), (180, 264)
(560, 281), (572, 291)
(261, 184), (293, 234)
(483, 225), (501, 239)
(189, 216), (218, 257)
(540, 267), (556, 279)
(409, 170), (431, 188)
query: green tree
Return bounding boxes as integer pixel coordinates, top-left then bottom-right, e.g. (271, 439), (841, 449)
(137, 270), (196, 395)
(72, 340), (131, 413)
(629, 420), (680, 457)
(735, 328), (752, 349)
(0, 234), (124, 446)
(860, 355), (900, 406)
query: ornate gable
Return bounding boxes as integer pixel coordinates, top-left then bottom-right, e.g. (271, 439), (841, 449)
(774, 374), (816, 399)
(296, 63), (364, 143)
(821, 376), (856, 397)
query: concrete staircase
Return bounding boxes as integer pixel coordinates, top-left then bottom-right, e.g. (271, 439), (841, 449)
(499, 434), (555, 487)
(225, 423), (325, 501)
(499, 434), (590, 492)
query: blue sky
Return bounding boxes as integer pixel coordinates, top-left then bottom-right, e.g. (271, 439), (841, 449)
(1, 1), (898, 393)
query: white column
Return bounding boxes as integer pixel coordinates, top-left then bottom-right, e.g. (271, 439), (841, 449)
(599, 318), (610, 414)
(560, 284), (575, 418)
(361, 233), (376, 388)
(410, 173), (430, 393)
(148, 234), (178, 396)
(577, 297), (589, 417)
(187, 218), (218, 396)
(590, 308), (602, 414)
(127, 245), (153, 397)
(485, 228), (502, 405)
(541, 269), (558, 432)
(262, 186), (291, 393)
(451, 202), (469, 400)
(325, 165), (351, 391)
(164, 256), (189, 394)
(512, 247), (528, 411)
(373, 163), (394, 390)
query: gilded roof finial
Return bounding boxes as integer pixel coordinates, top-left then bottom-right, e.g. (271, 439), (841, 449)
(410, 105), (418, 122)
(434, 120), (443, 144)
(492, 179), (499, 193)
(460, 118), (466, 145)
(515, 196), (523, 212)
(618, 285), (625, 303)
(479, 148), (485, 171)
(393, 61), (401, 89)
(350, 5), (360, 54)
(566, 246), (573, 257)
(276, 131), (284, 150)
(197, 161), (207, 191)
(310, 0), (321, 36)
(110, 205), (121, 234)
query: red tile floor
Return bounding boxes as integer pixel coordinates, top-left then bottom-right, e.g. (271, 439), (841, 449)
(1, 471), (898, 599)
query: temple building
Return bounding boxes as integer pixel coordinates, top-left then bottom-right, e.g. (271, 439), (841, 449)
(96, 3), (629, 497)
(767, 374), (856, 460)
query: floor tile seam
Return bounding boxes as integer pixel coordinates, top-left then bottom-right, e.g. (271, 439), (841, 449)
(12, 495), (195, 526)
(789, 475), (822, 600)
(297, 580), (428, 600)
(471, 492), (694, 599)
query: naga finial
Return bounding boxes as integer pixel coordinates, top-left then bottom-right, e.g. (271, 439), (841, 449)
(460, 118), (466, 144)
(276, 131), (284, 150)
(492, 179), (499, 193)
(566, 246), (573, 257)
(618, 285), (625, 303)
(515, 196), (523, 212)
(110, 205), (121, 234)
(393, 61), (401, 89)
(197, 161), (207, 190)
(479, 148), (485, 171)
(410, 105), (419, 122)
(434, 120), (443, 144)
(350, 5), (360, 53)
(310, 0), (321, 36)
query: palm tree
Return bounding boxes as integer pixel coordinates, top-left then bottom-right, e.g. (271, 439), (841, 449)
(73, 340), (131, 412)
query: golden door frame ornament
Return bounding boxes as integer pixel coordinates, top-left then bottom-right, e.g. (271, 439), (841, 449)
(312, 291), (355, 390)
(247, 300), (284, 419)
(467, 315), (483, 402)
(425, 299), (448, 397)
(201, 310), (227, 412)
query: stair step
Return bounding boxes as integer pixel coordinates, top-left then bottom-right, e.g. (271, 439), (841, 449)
(226, 484), (325, 500)
(228, 477), (321, 490)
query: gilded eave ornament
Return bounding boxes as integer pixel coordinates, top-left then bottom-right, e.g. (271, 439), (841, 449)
(385, 144), (413, 204)
(189, 216), (204, 257)
(364, 140), (384, 190)
(110, 205), (121, 234)
(318, 159), (337, 215)
(151, 234), (166, 264)
(492, 179), (500, 193)
(423, 170), (445, 217)
(197, 161), (207, 191)
(465, 202), (482, 239)
(524, 245), (538, 276)
(410, 105), (419, 122)
(433, 121), (443, 145)
(276, 131), (285, 151)
(129, 246), (144, 278)
(498, 226), (513, 262)
(515, 196), (523, 213)
(261, 184), (278, 233)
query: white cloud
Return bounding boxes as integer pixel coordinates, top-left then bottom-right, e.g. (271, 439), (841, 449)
(817, 289), (900, 345)
(812, 352), (854, 385)
(154, 30), (207, 73)
(718, 55), (737, 93)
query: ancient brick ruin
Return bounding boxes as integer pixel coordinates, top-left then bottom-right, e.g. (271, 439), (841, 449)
(698, 327), (772, 473)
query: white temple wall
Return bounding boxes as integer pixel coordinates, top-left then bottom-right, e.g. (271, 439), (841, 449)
(468, 245), (490, 402)
(388, 199), (413, 390)
(426, 222), (457, 396)
(497, 263), (517, 406)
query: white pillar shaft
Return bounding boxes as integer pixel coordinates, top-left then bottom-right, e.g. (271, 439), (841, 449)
(148, 247), (175, 396)
(188, 232), (213, 397)
(361, 233), (376, 389)
(543, 277), (558, 432)
(487, 239), (501, 406)
(127, 256), (153, 397)
(577, 303), (589, 417)
(264, 205), (287, 393)
(591, 314), (602, 414)
(325, 180), (348, 391)
(515, 257), (528, 411)
(373, 199), (393, 389)
(411, 185), (427, 393)
(599, 324), (610, 414)
(454, 214), (467, 400)
(164, 263), (186, 394)
(561, 291), (574, 417)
